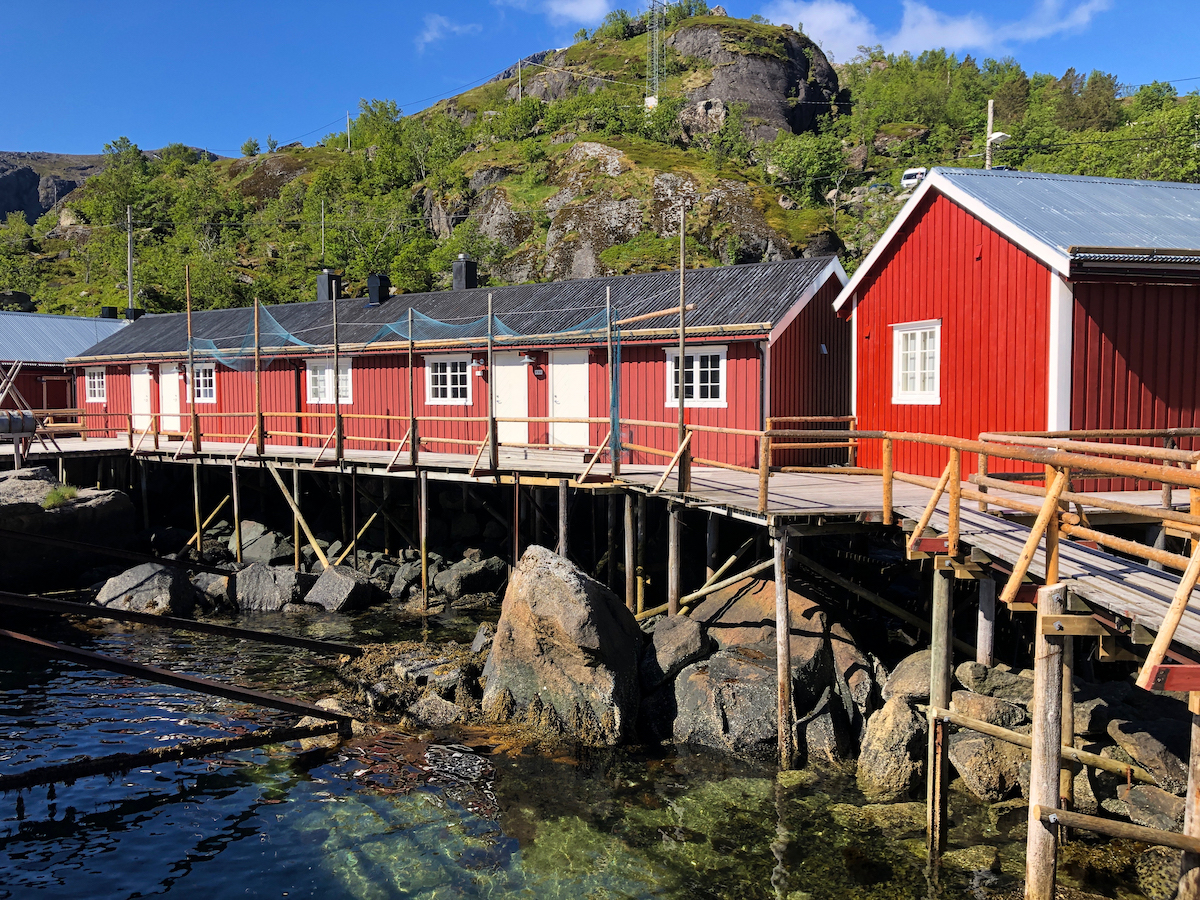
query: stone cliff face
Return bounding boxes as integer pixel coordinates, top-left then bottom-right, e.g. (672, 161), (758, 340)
(0, 151), (107, 224)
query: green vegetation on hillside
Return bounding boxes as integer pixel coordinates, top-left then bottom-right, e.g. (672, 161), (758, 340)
(3, 4), (1198, 316)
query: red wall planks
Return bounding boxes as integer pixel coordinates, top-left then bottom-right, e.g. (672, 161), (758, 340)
(3, 367), (71, 411)
(769, 276), (852, 466)
(1072, 280), (1200, 489)
(852, 193), (1051, 476)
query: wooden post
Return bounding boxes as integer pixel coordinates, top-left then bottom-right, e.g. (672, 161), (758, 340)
(977, 576), (996, 667)
(253, 299), (264, 456)
(139, 460), (150, 530)
(192, 461), (203, 559)
(706, 513), (719, 581)
(882, 437), (894, 525)
(332, 292), (343, 462)
(624, 493), (636, 612)
(607, 492), (618, 589)
(773, 522), (793, 769)
(419, 469), (429, 612)
(1178, 692), (1200, 900)
(1061, 633), (1076, 812)
(292, 463), (301, 572)
(927, 564), (954, 861)
(487, 293), (498, 471)
(668, 503), (681, 616)
(758, 433), (771, 514)
(677, 204), (690, 493)
(978, 452), (989, 513)
(558, 478), (569, 558)
(1046, 465), (1061, 585)
(1026, 582), (1067, 900)
(185, 266), (201, 454)
(1192, 460), (1200, 556)
(231, 460), (243, 564)
(513, 473), (522, 568)
(947, 449), (961, 557)
(382, 480), (392, 556)
(607, 285), (620, 479)
(637, 492), (647, 613)
(408, 308), (418, 466)
(351, 466), (359, 572)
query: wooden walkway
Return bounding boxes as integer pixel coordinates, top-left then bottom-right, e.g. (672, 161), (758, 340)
(17, 436), (1200, 657)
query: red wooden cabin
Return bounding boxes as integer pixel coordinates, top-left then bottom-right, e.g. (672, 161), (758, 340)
(71, 258), (850, 470)
(833, 168), (1200, 476)
(0, 310), (126, 412)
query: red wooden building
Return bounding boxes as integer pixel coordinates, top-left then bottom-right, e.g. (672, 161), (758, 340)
(833, 168), (1200, 476)
(0, 310), (126, 412)
(71, 257), (849, 469)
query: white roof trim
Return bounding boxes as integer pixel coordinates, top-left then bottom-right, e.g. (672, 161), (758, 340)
(832, 170), (1073, 312)
(769, 257), (848, 344)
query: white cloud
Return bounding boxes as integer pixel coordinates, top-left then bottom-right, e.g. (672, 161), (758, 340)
(415, 14), (483, 52)
(760, 0), (1111, 62)
(493, 0), (614, 25)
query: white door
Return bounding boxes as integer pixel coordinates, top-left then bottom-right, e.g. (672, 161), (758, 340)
(549, 349), (590, 446)
(493, 352), (529, 446)
(131, 365), (152, 431)
(158, 363), (181, 432)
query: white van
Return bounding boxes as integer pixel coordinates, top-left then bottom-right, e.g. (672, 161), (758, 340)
(900, 167), (927, 189)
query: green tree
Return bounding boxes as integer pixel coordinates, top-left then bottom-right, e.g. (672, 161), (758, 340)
(267, 135), (279, 152)
(241, 137), (260, 157)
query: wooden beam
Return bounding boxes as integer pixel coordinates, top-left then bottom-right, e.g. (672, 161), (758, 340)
(1033, 805), (1200, 855)
(1144, 665), (1200, 692)
(1179, 692), (1200, 899)
(264, 462), (329, 569)
(1027, 583), (1067, 900)
(977, 576), (996, 666)
(1137, 539), (1200, 690)
(773, 523), (792, 770)
(926, 566), (954, 861)
(999, 470), (1068, 607)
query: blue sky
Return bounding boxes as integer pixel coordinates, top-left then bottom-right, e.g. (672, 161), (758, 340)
(5, 1), (1198, 156)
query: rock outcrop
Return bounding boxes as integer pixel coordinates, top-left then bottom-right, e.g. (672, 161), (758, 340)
(94, 563), (196, 617)
(857, 696), (927, 799)
(235, 563), (314, 612)
(304, 564), (379, 612)
(482, 545), (642, 746)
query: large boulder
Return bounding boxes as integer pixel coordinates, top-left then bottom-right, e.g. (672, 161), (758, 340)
(235, 563), (313, 612)
(1119, 783), (1186, 831)
(304, 565), (378, 612)
(641, 615), (711, 692)
(433, 555), (507, 601)
(94, 563), (196, 617)
(481, 545), (642, 746)
(881, 650), (931, 701)
(673, 645), (778, 756)
(831, 622), (881, 743)
(1108, 719), (1190, 794)
(949, 691), (1030, 730)
(955, 661), (1034, 706)
(948, 735), (1026, 802)
(857, 697), (927, 800)
(233, 522), (293, 565)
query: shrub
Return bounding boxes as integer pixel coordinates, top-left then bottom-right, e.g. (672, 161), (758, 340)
(241, 138), (260, 157)
(42, 484), (78, 510)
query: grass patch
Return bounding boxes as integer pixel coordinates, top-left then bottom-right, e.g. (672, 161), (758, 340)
(449, 80), (514, 114)
(675, 16), (792, 60)
(503, 180), (560, 209)
(759, 197), (831, 246)
(42, 484), (78, 510)
(599, 231), (715, 274)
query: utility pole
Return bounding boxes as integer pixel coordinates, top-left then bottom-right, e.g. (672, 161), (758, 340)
(985, 99), (995, 170)
(346, 111), (351, 153)
(126, 205), (134, 310)
(517, 59), (522, 101)
(321, 199), (326, 264)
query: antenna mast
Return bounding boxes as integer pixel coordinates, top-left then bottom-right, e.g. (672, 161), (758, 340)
(645, 0), (665, 109)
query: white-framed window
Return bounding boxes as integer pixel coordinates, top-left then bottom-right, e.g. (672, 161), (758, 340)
(892, 320), (941, 404)
(425, 355), (471, 405)
(85, 367), (106, 403)
(184, 362), (218, 405)
(665, 346), (727, 408)
(306, 358), (352, 404)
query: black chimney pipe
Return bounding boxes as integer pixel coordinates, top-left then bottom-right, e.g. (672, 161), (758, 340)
(452, 254), (477, 291)
(366, 273), (390, 307)
(317, 268), (341, 303)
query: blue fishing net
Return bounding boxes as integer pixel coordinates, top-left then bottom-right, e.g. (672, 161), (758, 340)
(191, 306), (313, 371)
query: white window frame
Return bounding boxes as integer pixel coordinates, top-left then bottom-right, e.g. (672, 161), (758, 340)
(891, 319), (941, 405)
(306, 358), (352, 405)
(186, 363), (217, 404)
(665, 345), (728, 409)
(85, 367), (106, 403)
(425, 354), (472, 406)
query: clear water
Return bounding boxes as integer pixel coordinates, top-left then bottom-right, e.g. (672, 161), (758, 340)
(0, 611), (1138, 900)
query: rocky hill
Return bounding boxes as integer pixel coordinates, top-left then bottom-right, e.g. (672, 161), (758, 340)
(0, 151), (107, 224)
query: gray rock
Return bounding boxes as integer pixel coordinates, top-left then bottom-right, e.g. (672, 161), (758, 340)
(955, 661), (1034, 705)
(881, 649), (930, 701)
(470, 622), (495, 655)
(389, 560), (423, 598)
(235, 563), (314, 612)
(641, 615), (710, 692)
(408, 694), (468, 726)
(949, 691), (1030, 729)
(94, 563), (196, 617)
(304, 565), (378, 612)
(948, 735), (1025, 802)
(191, 571), (234, 609)
(1108, 719), (1190, 794)
(674, 646), (778, 756)
(831, 622), (881, 742)
(1119, 783), (1185, 831)
(856, 697), (927, 800)
(798, 687), (853, 763)
(482, 545), (642, 746)
(433, 555), (506, 601)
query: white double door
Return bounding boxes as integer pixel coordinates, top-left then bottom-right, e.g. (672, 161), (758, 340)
(159, 363), (181, 432)
(131, 365), (153, 430)
(549, 349), (590, 447)
(492, 352), (529, 445)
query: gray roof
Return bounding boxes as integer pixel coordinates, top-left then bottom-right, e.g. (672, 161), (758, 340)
(936, 167), (1200, 257)
(74, 257), (842, 360)
(0, 311), (127, 365)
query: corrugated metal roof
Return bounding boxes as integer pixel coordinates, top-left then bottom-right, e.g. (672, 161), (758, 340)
(936, 167), (1200, 255)
(75, 257), (841, 360)
(0, 311), (128, 365)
